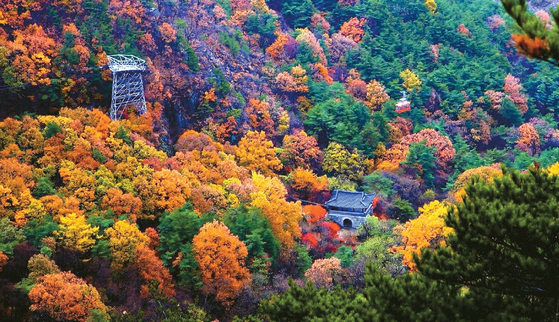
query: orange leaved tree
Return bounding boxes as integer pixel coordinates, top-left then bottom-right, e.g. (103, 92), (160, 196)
(29, 271), (108, 321)
(192, 221), (251, 305)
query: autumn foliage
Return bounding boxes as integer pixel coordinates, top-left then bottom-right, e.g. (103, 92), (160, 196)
(400, 69), (422, 92)
(303, 205), (328, 225)
(29, 271), (108, 321)
(305, 257), (342, 290)
(393, 200), (453, 271)
(339, 18), (366, 43)
(236, 131), (283, 176)
(55, 213), (98, 253)
(193, 221), (250, 304)
(503, 73), (529, 115)
(400, 129), (456, 169)
(1, 0), (558, 318)
(511, 34), (550, 60)
(516, 123), (540, 155)
(449, 165), (502, 203)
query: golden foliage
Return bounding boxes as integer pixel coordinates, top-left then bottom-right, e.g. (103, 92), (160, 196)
(236, 131), (282, 176)
(424, 0), (437, 13)
(366, 80), (390, 111)
(322, 142), (366, 180)
(55, 213), (98, 252)
(152, 168), (193, 213)
(546, 162), (559, 176)
(399, 68), (422, 92)
(250, 173), (302, 247)
(449, 165), (502, 203)
(105, 220), (149, 271)
(393, 200), (453, 271)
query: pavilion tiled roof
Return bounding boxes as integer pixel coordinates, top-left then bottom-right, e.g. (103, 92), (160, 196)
(325, 190), (376, 209)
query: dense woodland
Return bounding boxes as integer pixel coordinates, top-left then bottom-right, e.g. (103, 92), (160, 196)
(2, 0), (559, 320)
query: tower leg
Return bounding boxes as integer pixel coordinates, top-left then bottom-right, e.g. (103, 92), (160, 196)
(110, 71), (147, 120)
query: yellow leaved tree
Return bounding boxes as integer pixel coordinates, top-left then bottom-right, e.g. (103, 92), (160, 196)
(400, 68), (422, 92)
(104, 220), (149, 271)
(546, 162), (559, 176)
(322, 142), (366, 181)
(55, 213), (98, 252)
(393, 200), (454, 271)
(250, 173), (302, 247)
(449, 165), (502, 203)
(424, 0), (437, 14)
(236, 131), (282, 177)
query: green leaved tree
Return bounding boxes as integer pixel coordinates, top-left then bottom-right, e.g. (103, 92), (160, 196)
(157, 203), (203, 288)
(223, 204), (280, 261)
(401, 140), (437, 188)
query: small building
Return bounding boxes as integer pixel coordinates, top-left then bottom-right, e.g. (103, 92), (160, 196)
(325, 190), (376, 229)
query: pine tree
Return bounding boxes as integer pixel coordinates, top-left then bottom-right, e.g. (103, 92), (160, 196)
(417, 165), (559, 319)
(223, 204), (280, 260)
(157, 203), (202, 268)
(401, 140), (437, 188)
(281, 0), (316, 29)
(501, 0), (559, 65)
(260, 279), (360, 322)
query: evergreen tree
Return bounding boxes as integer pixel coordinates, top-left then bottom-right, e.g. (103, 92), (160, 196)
(157, 203), (204, 288)
(333, 246), (354, 268)
(223, 205), (280, 260)
(357, 264), (465, 322)
(260, 279), (360, 322)
(386, 198), (416, 222)
(446, 135), (485, 190)
(115, 125), (132, 145)
(43, 121), (62, 139)
(23, 216), (59, 247)
(185, 44), (200, 72)
(33, 176), (57, 198)
(281, 0), (317, 28)
(501, 0), (559, 66)
(157, 203), (202, 267)
(417, 165), (559, 319)
(401, 140), (437, 188)
(498, 97), (524, 126)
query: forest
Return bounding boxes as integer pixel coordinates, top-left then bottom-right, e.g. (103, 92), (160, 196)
(1, 0), (559, 320)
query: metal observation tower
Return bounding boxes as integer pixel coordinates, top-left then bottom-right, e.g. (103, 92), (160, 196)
(107, 55), (147, 120)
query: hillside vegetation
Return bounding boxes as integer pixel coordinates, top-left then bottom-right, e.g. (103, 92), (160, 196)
(2, 0), (559, 320)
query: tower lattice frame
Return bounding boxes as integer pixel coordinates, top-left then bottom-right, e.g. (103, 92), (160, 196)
(107, 55), (147, 120)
